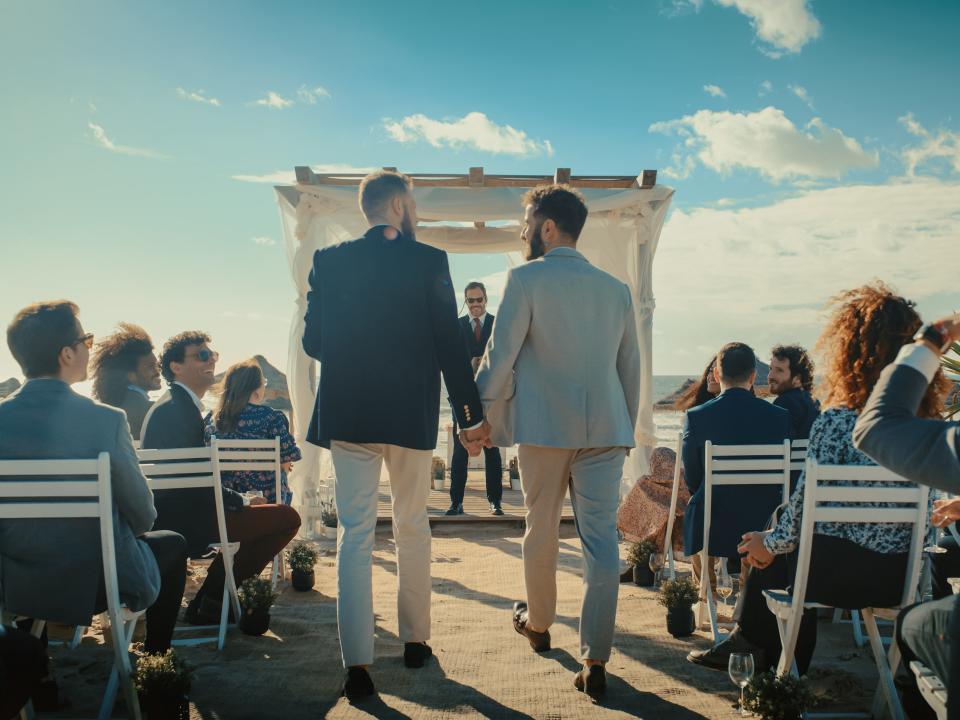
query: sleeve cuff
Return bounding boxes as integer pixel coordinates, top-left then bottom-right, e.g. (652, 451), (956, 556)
(462, 421), (484, 431)
(895, 343), (941, 382)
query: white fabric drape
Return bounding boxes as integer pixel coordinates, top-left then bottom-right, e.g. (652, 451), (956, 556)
(275, 180), (674, 513)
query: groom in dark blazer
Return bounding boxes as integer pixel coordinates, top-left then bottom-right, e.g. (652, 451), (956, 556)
(303, 170), (485, 700)
(447, 281), (503, 516)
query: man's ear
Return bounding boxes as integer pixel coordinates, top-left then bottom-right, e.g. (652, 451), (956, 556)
(169, 360), (182, 379)
(541, 218), (556, 241)
(58, 346), (74, 370)
(391, 193), (404, 217)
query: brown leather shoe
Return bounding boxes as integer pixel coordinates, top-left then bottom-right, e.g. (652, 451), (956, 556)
(574, 664), (606, 696)
(512, 601), (550, 652)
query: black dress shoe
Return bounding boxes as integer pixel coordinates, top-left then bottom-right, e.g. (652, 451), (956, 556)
(512, 601), (551, 652)
(574, 665), (606, 696)
(445, 503), (464, 516)
(343, 666), (375, 701)
(184, 595), (234, 625)
(687, 631), (766, 671)
(403, 641), (433, 668)
(490, 503), (504, 516)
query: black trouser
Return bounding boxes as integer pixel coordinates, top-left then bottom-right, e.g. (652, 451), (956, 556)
(896, 595), (959, 720)
(736, 535), (907, 675)
(449, 422), (502, 506)
(0, 625), (47, 720)
(96, 531), (187, 655)
(931, 528), (960, 600)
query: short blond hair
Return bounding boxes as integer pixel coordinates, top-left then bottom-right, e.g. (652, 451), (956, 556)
(358, 170), (412, 218)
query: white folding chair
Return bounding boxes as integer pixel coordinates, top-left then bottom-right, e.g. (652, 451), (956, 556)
(910, 661), (948, 720)
(700, 440), (791, 643)
(137, 446), (241, 650)
(789, 438), (808, 475)
(210, 436), (286, 588)
(763, 459), (929, 720)
(662, 430), (683, 581)
(0, 452), (143, 720)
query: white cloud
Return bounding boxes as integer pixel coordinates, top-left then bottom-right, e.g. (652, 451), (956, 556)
(252, 236), (276, 246)
(297, 85), (331, 104)
(899, 113), (960, 177)
(176, 87), (221, 107)
(758, 80), (773, 97)
(231, 163), (378, 184)
(251, 91), (294, 109)
(703, 84), (727, 98)
(650, 106), (878, 181)
(87, 122), (168, 159)
(789, 84), (815, 110)
(714, 0), (821, 55)
(383, 111), (553, 157)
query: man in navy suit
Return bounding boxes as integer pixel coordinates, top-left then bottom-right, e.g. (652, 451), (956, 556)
(681, 342), (790, 567)
(302, 170), (485, 701)
(768, 344), (819, 490)
(447, 281), (503, 516)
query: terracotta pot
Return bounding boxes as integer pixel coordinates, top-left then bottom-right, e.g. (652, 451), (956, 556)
(239, 609), (270, 636)
(666, 607), (696, 638)
(291, 568), (314, 592)
(632, 563), (655, 586)
(139, 694), (189, 720)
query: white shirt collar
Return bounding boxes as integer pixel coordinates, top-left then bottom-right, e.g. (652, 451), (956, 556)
(127, 384), (151, 400)
(173, 381), (204, 412)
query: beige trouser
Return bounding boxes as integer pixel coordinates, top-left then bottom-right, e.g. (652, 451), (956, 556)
(330, 441), (433, 667)
(518, 444), (626, 661)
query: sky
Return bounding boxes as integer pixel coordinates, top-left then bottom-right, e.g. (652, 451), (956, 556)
(1, 0), (958, 383)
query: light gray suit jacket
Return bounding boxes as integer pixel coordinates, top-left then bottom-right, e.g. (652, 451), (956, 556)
(0, 380), (160, 625)
(475, 247), (641, 449)
(853, 363), (960, 494)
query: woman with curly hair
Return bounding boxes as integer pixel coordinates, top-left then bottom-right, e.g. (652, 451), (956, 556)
(90, 323), (161, 440)
(689, 282), (949, 675)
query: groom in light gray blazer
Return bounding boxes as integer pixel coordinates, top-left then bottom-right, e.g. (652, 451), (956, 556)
(474, 185), (640, 696)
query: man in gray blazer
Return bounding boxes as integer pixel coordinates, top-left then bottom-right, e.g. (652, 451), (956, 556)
(473, 185), (641, 696)
(0, 301), (187, 655)
(853, 312), (960, 720)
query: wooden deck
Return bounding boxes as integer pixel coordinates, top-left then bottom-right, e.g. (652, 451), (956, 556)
(376, 470), (575, 524)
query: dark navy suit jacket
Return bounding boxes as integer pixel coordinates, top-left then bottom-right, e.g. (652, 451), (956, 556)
(681, 388), (791, 557)
(460, 313), (494, 359)
(773, 388), (820, 440)
(303, 226), (483, 450)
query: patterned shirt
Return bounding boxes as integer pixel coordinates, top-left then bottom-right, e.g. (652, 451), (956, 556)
(204, 404), (301, 504)
(764, 407), (930, 556)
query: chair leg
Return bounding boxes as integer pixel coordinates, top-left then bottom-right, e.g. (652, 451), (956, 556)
(218, 584), (230, 651)
(851, 609), (866, 648)
(18, 700), (35, 720)
(861, 608), (905, 720)
(69, 625), (85, 649)
(98, 614), (142, 720)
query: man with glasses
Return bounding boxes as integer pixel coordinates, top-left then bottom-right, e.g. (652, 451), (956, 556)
(447, 281), (504, 516)
(142, 331), (300, 626)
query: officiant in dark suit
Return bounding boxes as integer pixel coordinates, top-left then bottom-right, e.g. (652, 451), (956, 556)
(447, 281), (504, 516)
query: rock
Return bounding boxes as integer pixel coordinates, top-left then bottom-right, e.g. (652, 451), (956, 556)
(0, 377), (21, 399)
(213, 356), (291, 411)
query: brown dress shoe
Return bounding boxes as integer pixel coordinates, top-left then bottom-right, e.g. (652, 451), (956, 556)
(512, 601), (550, 652)
(574, 665), (606, 696)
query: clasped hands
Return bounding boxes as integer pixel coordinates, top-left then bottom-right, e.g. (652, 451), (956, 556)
(738, 530), (774, 570)
(458, 419), (494, 457)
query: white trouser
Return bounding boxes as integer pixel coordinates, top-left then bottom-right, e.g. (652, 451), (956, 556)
(330, 440), (433, 667)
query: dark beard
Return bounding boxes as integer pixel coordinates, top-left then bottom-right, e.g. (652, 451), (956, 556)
(525, 225), (545, 260)
(401, 207), (417, 241)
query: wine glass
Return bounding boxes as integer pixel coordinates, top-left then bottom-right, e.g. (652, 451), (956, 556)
(648, 551), (665, 587)
(728, 653), (754, 716)
(717, 573), (733, 609)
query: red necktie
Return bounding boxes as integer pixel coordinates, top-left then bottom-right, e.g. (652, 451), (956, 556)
(474, 318), (482, 343)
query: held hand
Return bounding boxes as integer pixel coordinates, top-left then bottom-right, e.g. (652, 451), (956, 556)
(931, 497), (960, 528)
(248, 496), (268, 506)
(737, 531), (774, 570)
(459, 420), (492, 457)
(281, 461), (294, 474)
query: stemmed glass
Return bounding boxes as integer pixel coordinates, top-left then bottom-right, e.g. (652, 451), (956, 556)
(728, 652), (755, 716)
(648, 551), (665, 587)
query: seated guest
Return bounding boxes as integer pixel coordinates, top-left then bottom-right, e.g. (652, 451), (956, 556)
(203, 359), (301, 504)
(90, 323), (161, 441)
(674, 356), (721, 411)
(681, 343), (790, 582)
(0, 625), (47, 720)
(691, 283), (946, 674)
(0, 301), (187, 656)
(141, 331), (300, 624)
(768, 344), (820, 490)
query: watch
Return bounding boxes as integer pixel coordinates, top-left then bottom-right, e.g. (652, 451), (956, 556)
(914, 322), (952, 353)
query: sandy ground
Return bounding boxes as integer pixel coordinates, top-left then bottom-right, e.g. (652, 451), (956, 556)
(40, 525), (882, 719)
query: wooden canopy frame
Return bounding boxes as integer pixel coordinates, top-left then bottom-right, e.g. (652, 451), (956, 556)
(295, 166), (657, 190)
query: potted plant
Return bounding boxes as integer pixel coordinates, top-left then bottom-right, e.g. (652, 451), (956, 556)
(287, 542), (318, 592)
(238, 577), (279, 636)
(508, 457), (521, 490)
(134, 649), (192, 720)
(320, 498), (338, 538)
(431, 456), (446, 490)
(626, 539), (658, 586)
(940, 340), (959, 418)
(657, 576), (699, 637)
(743, 670), (814, 720)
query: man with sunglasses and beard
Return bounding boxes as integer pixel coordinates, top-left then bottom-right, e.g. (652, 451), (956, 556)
(141, 332), (300, 626)
(303, 170), (485, 701)
(446, 281), (504, 516)
(473, 185), (641, 696)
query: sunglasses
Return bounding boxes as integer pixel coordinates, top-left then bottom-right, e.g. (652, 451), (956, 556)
(187, 349), (219, 363)
(466, 297), (485, 305)
(73, 333), (94, 349)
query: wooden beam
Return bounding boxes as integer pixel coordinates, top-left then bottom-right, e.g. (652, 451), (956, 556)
(640, 169), (657, 188)
(469, 167), (484, 187)
(554, 168), (571, 185)
(292, 168), (658, 190)
(383, 166), (397, 172)
(474, 221), (486, 230)
(295, 166), (317, 184)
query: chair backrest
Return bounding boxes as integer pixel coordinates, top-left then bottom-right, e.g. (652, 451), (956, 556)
(793, 458), (929, 610)
(0, 454), (124, 620)
(210, 437), (281, 503)
(790, 439), (809, 472)
(703, 440), (791, 556)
